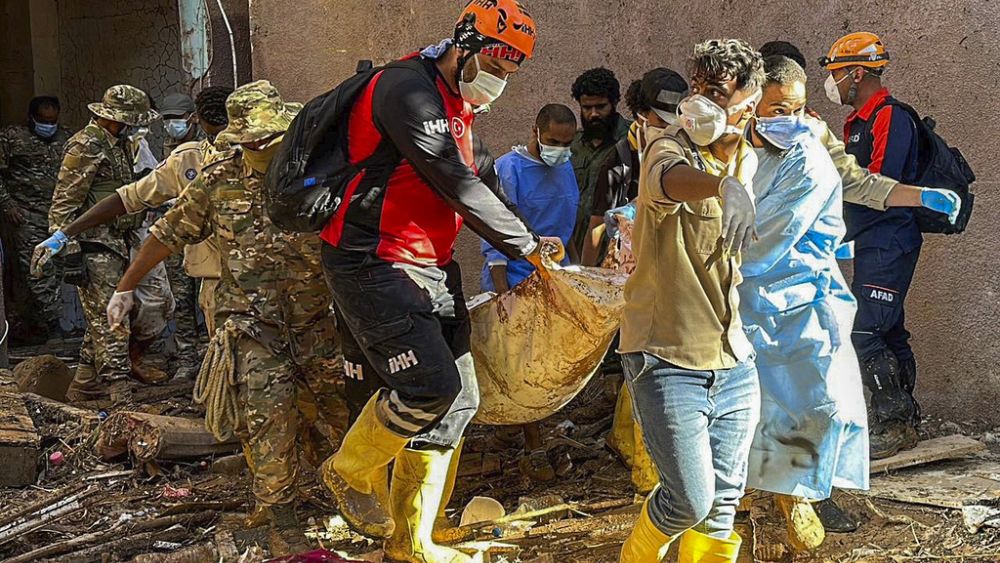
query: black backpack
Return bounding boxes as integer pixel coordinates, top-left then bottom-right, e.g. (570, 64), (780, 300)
(871, 99), (976, 234)
(264, 59), (414, 232)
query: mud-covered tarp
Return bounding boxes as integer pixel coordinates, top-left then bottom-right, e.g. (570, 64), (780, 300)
(470, 262), (628, 425)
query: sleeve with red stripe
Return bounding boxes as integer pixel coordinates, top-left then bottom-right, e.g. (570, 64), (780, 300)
(869, 105), (916, 179)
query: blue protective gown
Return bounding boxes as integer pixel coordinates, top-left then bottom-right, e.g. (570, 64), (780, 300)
(741, 136), (869, 499)
(480, 146), (579, 291)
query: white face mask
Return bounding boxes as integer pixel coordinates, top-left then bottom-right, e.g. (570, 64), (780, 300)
(537, 131), (571, 167)
(677, 91), (759, 146)
(824, 73), (851, 105)
(459, 55), (508, 106)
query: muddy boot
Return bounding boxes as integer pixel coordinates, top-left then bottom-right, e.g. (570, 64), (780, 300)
(775, 494), (825, 552)
(65, 364), (106, 402)
(607, 383), (636, 468)
(245, 501), (270, 527)
(862, 350), (919, 460)
(631, 422), (658, 495)
(814, 498), (858, 533)
(131, 364), (170, 385)
(268, 503), (311, 557)
(870, 420), (919, 460)
(321, 394), (408, 539)
(518, 448), (556, 483)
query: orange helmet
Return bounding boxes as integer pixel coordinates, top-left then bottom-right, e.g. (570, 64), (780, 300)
(820, 32), (890, 70)
(455, 0), (537, 64)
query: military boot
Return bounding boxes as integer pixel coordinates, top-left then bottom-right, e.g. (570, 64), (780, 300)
(268, 503), (312, 556)
(861, 351), (919, 459)
(870, 421), (919, 460)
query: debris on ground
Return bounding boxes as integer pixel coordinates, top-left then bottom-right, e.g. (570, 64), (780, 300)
(3, 342), (1000, 562)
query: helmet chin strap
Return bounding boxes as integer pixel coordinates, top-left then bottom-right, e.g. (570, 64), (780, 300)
(455, 49), (476, 90)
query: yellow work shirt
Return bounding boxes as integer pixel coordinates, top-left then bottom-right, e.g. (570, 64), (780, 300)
(619, 126), (756, 371)
(116, 138), (225, 279)
(805, 114), (897, 211)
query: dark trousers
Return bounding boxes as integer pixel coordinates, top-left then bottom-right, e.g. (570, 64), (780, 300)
(321, 244), (479, 449)
(851, 243), (921, 423)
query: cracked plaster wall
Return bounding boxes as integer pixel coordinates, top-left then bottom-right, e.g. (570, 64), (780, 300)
(57, 0), (185, 155)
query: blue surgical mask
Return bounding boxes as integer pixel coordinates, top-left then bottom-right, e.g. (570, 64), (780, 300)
(33, 120), (58, 139)
(754, 113), (812, 150)
(164, 119), (192, 140)
(537, 132), (571, 167)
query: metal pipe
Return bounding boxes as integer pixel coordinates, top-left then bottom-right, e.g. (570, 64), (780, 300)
(214, 0), (238, 86)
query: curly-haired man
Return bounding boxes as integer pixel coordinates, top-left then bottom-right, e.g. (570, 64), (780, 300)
(618, 39), (764, 562)
(569, 67), (631, 259)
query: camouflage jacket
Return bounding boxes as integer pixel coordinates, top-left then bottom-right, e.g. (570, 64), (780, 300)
(0, 125), (71, 228)
(150, 152), (338, 358)
(49, 120), (135, 257)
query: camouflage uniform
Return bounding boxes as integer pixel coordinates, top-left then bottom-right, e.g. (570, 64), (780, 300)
(0, 124), (71, 338)
(49, 85), (161, 394)
(151, 81), (342, 505)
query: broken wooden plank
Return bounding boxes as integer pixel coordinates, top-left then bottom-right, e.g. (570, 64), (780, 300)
(0, 392), (40, 487)
(456, 451), (502, 479)
(4, 511), (217, 563)
(97, 411), (240, 462)
(870, 434), (987, 474)
(863, 458), (1000, 509)
(20, 391), (101, 437)
(0, 485), (98, 545)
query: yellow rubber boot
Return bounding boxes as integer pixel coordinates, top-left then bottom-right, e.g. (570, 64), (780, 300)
(620, 499), (674, 563)
(775, 494), (825, 552)
(608, 384), (636, 468)
(631, 422), (659, 495)
(321, 394), (409, 539)
(677, 529), (742, 563)
(431, 439), (464, 544)
(384, 448), (471, 563)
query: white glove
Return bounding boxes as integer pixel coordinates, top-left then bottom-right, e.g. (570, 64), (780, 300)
(107, 290), (134, 330)
(719, 176), (756, 253)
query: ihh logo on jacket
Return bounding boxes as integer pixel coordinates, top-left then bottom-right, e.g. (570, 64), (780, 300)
(423, 119), (450, 135)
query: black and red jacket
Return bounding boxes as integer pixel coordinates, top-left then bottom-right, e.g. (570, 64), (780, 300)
(320, 54), (536, 267)
(843, 87), (922, 251)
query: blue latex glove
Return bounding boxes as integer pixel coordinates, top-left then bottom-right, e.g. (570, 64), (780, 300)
(30, 230), (69, 277)
(603, 202), (637, 240)
(920, 188), (962, 225)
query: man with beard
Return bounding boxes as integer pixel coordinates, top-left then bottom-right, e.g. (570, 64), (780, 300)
(569, 67), (631, 259)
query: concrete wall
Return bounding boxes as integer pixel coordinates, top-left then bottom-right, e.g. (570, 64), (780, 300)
(250, 0), (1000, 423)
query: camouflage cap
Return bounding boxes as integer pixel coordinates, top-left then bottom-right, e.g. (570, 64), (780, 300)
(215, 80), (302, 145)
(88, 85), (159, 126)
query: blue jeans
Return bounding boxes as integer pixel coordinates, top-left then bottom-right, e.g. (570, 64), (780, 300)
(622, 353), (760, 538)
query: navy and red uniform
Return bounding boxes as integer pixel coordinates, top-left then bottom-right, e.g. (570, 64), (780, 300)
(843, 87), (922, 424)
(320, 53), (536, 448)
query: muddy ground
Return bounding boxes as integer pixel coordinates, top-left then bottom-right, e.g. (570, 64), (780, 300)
(2, 351), (999, 563)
